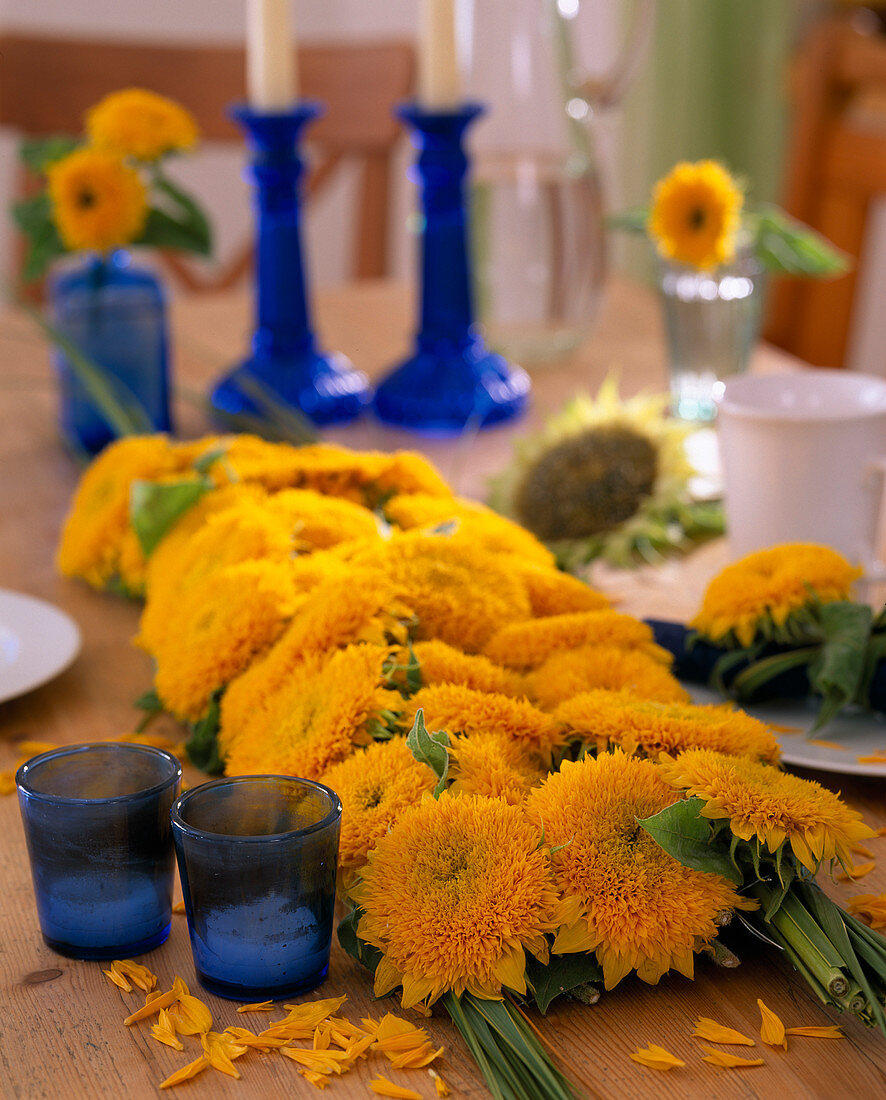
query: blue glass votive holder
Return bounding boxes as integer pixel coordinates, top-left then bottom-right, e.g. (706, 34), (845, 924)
(16, 743), (181, 960)
(171, 775), (341, 1001)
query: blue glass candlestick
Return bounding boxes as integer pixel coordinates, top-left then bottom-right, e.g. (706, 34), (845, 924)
(210, 103), (371, 426)
(373, 103), (529, 435)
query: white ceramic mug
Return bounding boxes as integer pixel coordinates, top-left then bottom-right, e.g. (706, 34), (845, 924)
(717, 370), (886, 577)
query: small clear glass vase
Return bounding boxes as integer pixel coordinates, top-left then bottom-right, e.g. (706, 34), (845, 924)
(658, 251), (764, 422)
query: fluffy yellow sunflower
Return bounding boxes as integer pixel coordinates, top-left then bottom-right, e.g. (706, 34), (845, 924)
(222, 645), (403, 780)
(351, 792), (562, 1007)
(396, 640), (524, 698)
(512, 561), (611, 617)
(342, 531), (531, 653)
(320, 739), (436, 879)
(87, 88), (198, 161)
(219, 568), (411, 738)
(554, 691), (781, 764)
(648, 160), (743, 271)
(524, 645), (689, 711)
(267, 488), (382, 550)
(151, 559), (300, 721)
(484, 610), (670, 671)
(448, 733), (546, 805)
(691, 543), (863, 648)
(525, 751), (753, 989)
(404, 684), (567, 762)
(490, 376), (716, 568)
(48, 147), (148, 252)
(656, 748), (875, 871)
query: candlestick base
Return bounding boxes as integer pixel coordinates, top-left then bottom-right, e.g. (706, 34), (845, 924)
(211, 350), (371, 427)
(373, 335), (529, 436)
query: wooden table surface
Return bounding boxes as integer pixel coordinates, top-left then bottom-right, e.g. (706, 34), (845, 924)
(1, 278), (884, 1100)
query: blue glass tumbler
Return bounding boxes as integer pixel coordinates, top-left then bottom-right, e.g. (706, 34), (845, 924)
(50, 251), (173, 456)
(171, 775), (341, 1001)
(16, 743), (181, 960)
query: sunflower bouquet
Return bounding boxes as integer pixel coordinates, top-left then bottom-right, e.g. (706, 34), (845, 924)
(51, 433), (886, 1098)
(613, 159), (846, 277)
(13, 88), (210, 280)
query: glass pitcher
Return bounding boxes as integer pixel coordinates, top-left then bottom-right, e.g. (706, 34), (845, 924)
(463, 0), (654, 364)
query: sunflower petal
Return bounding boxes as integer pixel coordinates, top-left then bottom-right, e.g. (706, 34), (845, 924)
(701, 1046), (764, 1068)
(757, 999), (787, 1049)
(691, 1016), (754, 1046)
(629, 1043), (685, 1070)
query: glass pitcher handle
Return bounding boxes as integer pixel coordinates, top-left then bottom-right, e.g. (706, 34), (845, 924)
(575, 0), (656, 111)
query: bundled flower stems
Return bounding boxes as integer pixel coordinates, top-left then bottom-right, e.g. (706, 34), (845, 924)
(56, 433), (886, 1098)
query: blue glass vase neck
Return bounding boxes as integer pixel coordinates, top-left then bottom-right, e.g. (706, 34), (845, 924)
(398, 103), (485, 348)
(230, 102), (323, 361)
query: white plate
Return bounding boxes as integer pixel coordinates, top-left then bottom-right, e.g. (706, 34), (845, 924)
(0, 589), (81, 704)
(689, 684), (886, 778)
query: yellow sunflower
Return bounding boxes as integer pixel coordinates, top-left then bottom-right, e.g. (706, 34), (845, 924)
(512, 561), (611, 617)
(524, 645), (689, 711)
(87, 88), (198, 161)
(484, 610), (670, 671)
(448, 733), (546, 805)
(320, 739), (436, 879)
(648, 160), (743, 271)
(397, 639), (524, 697)
(656, 748), (875, 871)
(554, 691), (781, 764)
(342, 531), (531, 653)
(525, 751), (753, 989)
(691, 543), (863, 648)
(351, 792), (562, 1007)
(219, 567), (410, 738)
(222, 645), (403, 780)
(48, 147), (148, 252)
(151, 559), (300, 721)
(403, 684), (567, 762)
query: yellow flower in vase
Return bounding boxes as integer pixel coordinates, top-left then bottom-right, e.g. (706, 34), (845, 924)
(47, 147), (148, 252)
(649, 160), (743, 271)
(87, 88), (198, 162)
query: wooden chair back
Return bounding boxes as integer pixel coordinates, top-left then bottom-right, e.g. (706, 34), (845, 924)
(0, 34), (415, 289)
(766, 14), (886, 367)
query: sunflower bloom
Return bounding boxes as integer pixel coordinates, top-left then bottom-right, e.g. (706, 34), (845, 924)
(484, 609), (671, 670)
(512, 561), (611, 617)
(87, 88), (198, 160)
(847, 893), (886, 929)
(524, 645), (689, 711)
(352, 793), (562, 1008)
(404, 684), (567, 761)
(629, 1044), (685, 1071)
(649, 160), (743, 271)
(656, 749), (875, 872)
(222, 645), (402, 780)
(525, 751), (752, 990)
(48, 147), (147, 252)
(402, 639), (524, 697)
(554, 691), (780, 764)
(320, 739), (436, 878)
(449, 732), (546, 804)
(691, 543), (862, 648)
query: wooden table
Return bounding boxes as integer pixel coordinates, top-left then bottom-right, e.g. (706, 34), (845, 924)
(1, 279), (884, 1100)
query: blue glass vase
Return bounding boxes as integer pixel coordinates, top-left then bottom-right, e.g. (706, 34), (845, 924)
(372, 103), (530, 435)
(50, 251), (173, 455)
(210, 103), (371, 427)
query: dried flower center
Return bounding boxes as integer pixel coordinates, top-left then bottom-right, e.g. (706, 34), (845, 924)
(76, 187), (98, 210)
(688, 205), (707, 230)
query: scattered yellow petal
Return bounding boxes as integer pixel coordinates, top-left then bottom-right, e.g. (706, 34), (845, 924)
(224, 1025), (288, 1051)
(701, 1046), (764, 1068)
(785, 1026), (844, 1039)
(848, 892), (886, 930)
(807, 739), (847, 751)
(343, 1034), (375, 1063)
(757, 999), (787, 1049)
(167, 994), (213, 1036)
(237, 1000), (275, 1013)
(300, 1070), (331, 1090)
(837, 861), (875, 882)
(15, 740), (58, 757)
(850, 844), (876, 859)
(0, 772), (16, 796)
(150, 1009), (184, 1052)
(102, 965), (133, 993)
(113, 959), (157, 992)
(159, 1056), (210, 1089)
(369, 1076), (424, 1100)
(145, 990), (166, 1004)
(691, 1016), (754, 1046)
(857, 753), (886, 765)
(876, 827), (886, 837)
(124, 988), (177, 1025)
(313, 1022), (332, 1050)
(172, 976), (190, 997)
(204, 1038), (241, 1079)
(172, 900), (186, 914)
(389, 1045), (445, 1070)
(629, 1044), (685, 1071)
(429, 1067), (450, 1097)
(280, 1047), (350, 1075)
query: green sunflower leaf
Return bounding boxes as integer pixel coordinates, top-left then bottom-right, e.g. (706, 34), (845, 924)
(406, 708), (449, 796)
(185, 690), (224, 774)
(336, 906), (383, 977)
(130, 476), (212, 558)
(526, 951), (602, 1014)
(638, 796), (741, 883)
(807, 601), (874, 733)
